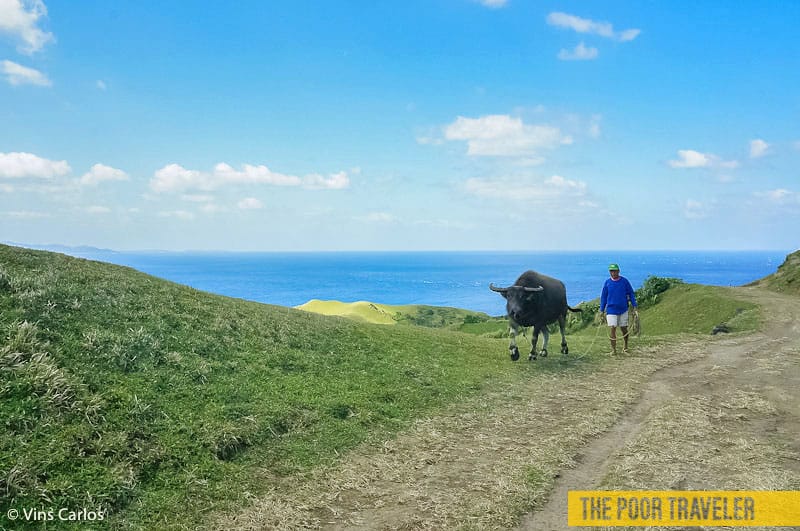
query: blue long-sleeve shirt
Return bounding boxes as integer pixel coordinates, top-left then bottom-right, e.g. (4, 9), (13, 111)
(600, 277), (637, 315)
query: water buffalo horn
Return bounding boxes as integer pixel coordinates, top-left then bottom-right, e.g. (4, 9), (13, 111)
(489, 283), (509, 293)
(523, 285), (544, 292)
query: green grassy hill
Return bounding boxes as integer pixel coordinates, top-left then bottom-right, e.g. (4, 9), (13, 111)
(295, 299), (491, 328)
(748, 249), (800, 295)
(0, 244), (766, 529)
(0, 244), (530, 529)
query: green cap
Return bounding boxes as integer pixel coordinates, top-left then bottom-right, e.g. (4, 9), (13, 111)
(608, 263), (620, 271)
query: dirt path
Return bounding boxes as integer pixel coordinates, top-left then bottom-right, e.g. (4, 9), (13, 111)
(221, 287), (800, 530)
(519, 287), (800, 530)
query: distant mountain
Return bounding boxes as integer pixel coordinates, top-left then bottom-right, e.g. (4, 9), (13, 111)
(2, 241), (118, 254)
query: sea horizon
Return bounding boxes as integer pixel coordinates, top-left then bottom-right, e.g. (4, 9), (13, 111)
(8, 244), (790, 317)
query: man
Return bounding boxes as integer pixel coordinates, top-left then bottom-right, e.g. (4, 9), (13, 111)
(600, 263), (638, 355)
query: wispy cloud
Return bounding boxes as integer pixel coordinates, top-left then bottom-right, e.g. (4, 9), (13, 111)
(150, 162), (350, 193)
(754, 188), (799, 205)
(464, 174), (588, 201)
(683, 199), (708, 220)
(0, 151), (70, 178)
(303, 171), (350, 190)
(96, 79), (107, 90)
(547, 12), (640, 42)
(79, 163), (129, 185)
(354, 211), (397, 224)
(158, 210), (194, 220)
(5, 210), (51, 218)
(557, 42), (598, 61)
(86, 205), (111, 214)
(181, 194), (214, 203)
(475, 0), (507, 8)
(0, 0), (54, 54)
(668, 149), (739, 170)
(237, 197), (263, 210)
(749, 139), (769, 158)
(1, 59), (51, 86)
(444, 114), (572, 157)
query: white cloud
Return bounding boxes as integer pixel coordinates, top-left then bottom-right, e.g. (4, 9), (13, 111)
(158, 210), (194, 220)
(547, 12), (640, 42)
(444, 114), (572, 157)
(237, 197), (262, 210)
(793, 141), (800, 151)
(464, 174), (588, 201)
(5, 210), (50, 218)
(683, 199), (708, 220)
(150, 164), (209, 193)
(415, 135), (444, 146)
(96, 79), (106, 90)
(755, 189), (799, 205)
(0, 0), (54, 54)
(749, 139), (769, 158)
(200, 203), (224, 214)
(86, 205), (111, 214)
(79, 163), (129, 185)
(304, 171), (350, 190)
(669, 149), (711, 168)
(181, 194), (214, 203)
(214, 162), (302, 187)
(476, 0), (507, 7)
(363, 212), (395, 223)
(668, 149), (739, 170)
(1, 59), (51, 86)
(588, 115), (602, 138)
(0, 151), (70, 178)
(150, 162), (350, 193)
(557, 42), (598, 61)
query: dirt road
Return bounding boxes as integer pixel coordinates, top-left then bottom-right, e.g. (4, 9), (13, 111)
(222, 287), (799, 530)
(519, 287), (800, 530)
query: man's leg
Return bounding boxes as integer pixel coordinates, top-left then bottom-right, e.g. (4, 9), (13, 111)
(606, 313), (618, 354)
(619, 311), (630, 353)
(609, 325), (617, 354)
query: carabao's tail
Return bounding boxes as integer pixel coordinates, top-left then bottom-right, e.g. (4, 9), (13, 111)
(567, 306), (583, 312)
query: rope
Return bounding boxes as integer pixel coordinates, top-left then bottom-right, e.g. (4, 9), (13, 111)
(516, 308), (641, 362)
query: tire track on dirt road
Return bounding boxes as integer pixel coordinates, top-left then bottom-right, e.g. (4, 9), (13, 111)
(518, 288), (800, 530)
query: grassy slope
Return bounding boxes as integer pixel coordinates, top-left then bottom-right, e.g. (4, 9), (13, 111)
(0, 245), (529, 529)
(749, 249), (800, 295)
(0, 245), (763, 529)
(295, 299), (490, 327)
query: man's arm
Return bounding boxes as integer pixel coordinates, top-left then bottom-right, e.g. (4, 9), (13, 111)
(600, 282), (608, 313)
(627, 279), (638, 308)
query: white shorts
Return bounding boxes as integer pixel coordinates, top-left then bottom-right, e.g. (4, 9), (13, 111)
(606, 311), (629, 327)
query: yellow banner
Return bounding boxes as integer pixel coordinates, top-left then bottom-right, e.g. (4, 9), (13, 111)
(567, 490), (800, 527)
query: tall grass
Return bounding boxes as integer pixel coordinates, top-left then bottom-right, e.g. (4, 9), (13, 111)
(0, 245), (536, 529)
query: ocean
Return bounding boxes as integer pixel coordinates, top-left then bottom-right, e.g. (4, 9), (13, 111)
(67, 250), (788, 316)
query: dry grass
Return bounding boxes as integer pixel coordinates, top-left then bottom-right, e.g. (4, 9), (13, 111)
(215, 342), (704, 530)
(593, 339), (800, 531)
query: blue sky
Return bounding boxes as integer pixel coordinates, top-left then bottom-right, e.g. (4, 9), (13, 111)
(1, 0), (798, 251)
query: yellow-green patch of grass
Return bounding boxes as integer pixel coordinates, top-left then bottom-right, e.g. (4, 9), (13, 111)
(296, 298), (491, 329)
(295, 299), (398, 324)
